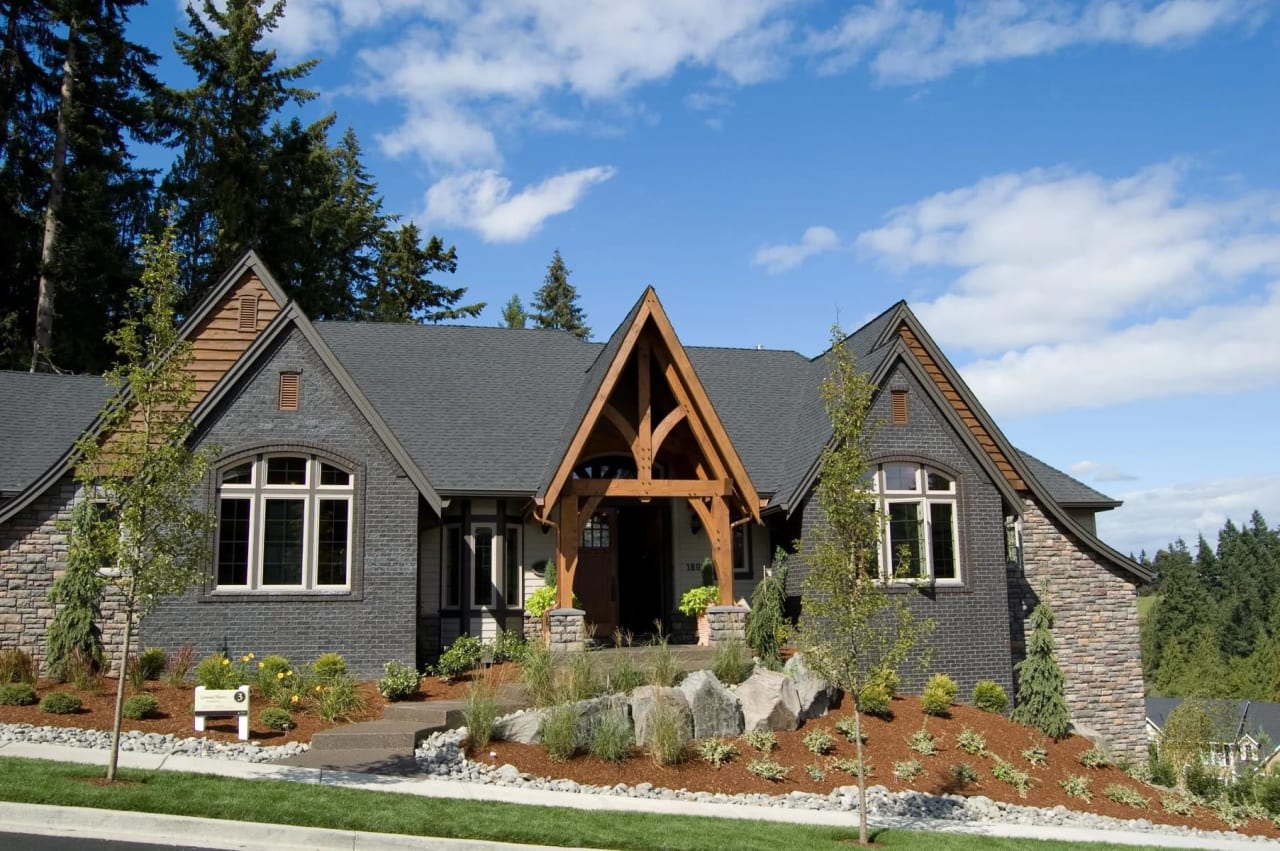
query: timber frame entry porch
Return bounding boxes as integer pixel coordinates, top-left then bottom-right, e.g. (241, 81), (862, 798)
(535, 288), (762, 620)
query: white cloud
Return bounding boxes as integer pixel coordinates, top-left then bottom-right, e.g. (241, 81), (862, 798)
(810, 0), (1264, 83)
(422, 166), (616, 242)
(753, 226), (841, 273)
(1097, 473), (1280, 557)
(1069, 460), (1138, 482)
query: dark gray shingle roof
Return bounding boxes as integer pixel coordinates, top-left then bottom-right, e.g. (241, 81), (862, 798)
(0, 371), (111, 495)
(1016, 450), (1121, 508)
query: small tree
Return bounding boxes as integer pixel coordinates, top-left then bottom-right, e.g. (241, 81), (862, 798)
(1011, 600), (1071, 739)
(70, 222), (216, 781)
(501, 293), (527, 329)
(44, 503), (113, 679)
(746, 547), (789, 670)
(531, 249), (590, 339)
(794, 327), (933, 846)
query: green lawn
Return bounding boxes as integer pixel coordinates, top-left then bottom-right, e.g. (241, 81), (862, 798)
(0, 757), (1181, 851)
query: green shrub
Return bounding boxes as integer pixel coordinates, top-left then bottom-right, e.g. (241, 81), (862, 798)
(435, 635), (484, 682)
(587, 709), (633, 763)
(603, 655), (645, 696)
(858, 682), (892, 718)
(1011, 601), (1071, 740)
(869, 668), (900, 700)
(831, 757), (868, 777)
(1183, 762), (1224, 802)
(1077, 747), (1110, 769)
(0, 649), (37, 685)
(377, 660), (420, 701)
(254, 655), (297, 705)
(135, 647), (168, 681)
(194, 652), (241, 690)
(311, 652), (348, 682)
(1059, 774), (1092, 801)
(956, 727), (987, 755)
(992, 759), (1031, 797)
(951, 762), (979, 784)
(646, 699), (688, 766)
(803, 728), (835, 755)
(489, 629), (527, 664)
(893, 759), (923, 781)
(540, 703), (579, 762)
(805, 762), (827, 781)
(125, 654), (148, 692)
(564, 651), (601, 702)
(710, 638), (753, 685)
(0, 683), (37, 706)
(1256, 774), (1280, 816)
(1161, 793), (1196, 816)
(745, 548), (789, 669)
(677, 585), (718, 618)
(1147, 748), (1177, 787)
(1104, 784), (1149, 809)
(62, 648), (101, 692)
(259, 707), (295, 731)
(524, 586), (558, 619)
(44, 510), (105, 683)
(972, 679), (1008, 714)
(921, 673), (958, 716)
(742, 729), (777, 753)
(747, 758), (788, 781)
(313, 674), (366, 722)
(39, 692), (82, 714)
(463, 682), (499, 749)
(1021, 744), (1048, 766)
(907, 726), (938, 756)
(520, 641), (557, 707)
(836, 715), (868, 743)
(697, 738), (739, 767)
(162, 645), (195, 688)
(122, 694), (159, 720)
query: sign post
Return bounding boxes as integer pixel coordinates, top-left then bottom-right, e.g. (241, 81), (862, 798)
(193, 685), (251, 741)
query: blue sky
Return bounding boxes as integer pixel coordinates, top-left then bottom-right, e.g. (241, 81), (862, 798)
(131, 1), (1280, 558)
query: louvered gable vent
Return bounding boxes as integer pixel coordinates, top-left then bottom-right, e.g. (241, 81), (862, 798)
(278, 372), (300, 411)
(891, 389), (908, 425)
(237, 294), (259, 332)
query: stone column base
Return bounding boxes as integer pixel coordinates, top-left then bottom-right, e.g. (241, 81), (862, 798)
(522, 614), (543, 642)
(707, 605), (748, 645)
(547, 608), (586, 652)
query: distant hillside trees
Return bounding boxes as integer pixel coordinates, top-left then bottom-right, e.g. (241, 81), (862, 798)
(1140, 511), (1280, 700)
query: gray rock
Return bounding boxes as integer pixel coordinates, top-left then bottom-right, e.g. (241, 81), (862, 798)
(494, 709), (543, 744)
(679, 670), (743, 739)
(783, 653), (839, 719)
(628, 685), (693, 746)
(573, 694), (631, 746)
(736, 668), (802, 732)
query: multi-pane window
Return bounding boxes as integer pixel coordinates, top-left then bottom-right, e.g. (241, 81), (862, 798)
(444, 523), (522, 609)
(876, 462), (959, 583)
(214, 455), (353, 591)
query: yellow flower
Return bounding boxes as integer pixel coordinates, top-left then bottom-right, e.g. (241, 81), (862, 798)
(314, 685), (323, 693)
(285, 670), (292, 677)
(258, 661), (265, 668)
(221, 658), (230, 666)
(247, 653), (255, 659)
(240, 655), (249, 663)
(276, 672), (284, 680)
(290, 695), (299, 704)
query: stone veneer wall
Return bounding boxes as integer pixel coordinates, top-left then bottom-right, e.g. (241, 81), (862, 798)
(0, 476), (128, 672)
(1015, 498), (1146, 759)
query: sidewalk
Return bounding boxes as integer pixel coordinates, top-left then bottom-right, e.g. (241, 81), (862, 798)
(1, 740), (1276, 851)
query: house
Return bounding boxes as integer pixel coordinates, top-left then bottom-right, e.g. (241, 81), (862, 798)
(1146, 697), (1280, 776)
(0, 252), (1151, 757)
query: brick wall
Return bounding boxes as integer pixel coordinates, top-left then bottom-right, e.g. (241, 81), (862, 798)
(1016, 498), (1147, 759)
(137, 325), (420, 679)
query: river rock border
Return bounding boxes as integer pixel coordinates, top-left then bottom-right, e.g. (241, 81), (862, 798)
(0, 722), (309, 763)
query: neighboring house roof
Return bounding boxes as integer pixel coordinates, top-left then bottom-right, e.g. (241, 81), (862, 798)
(0, 371), (110, 497)
(1145, 697), (1280, 757)
(1016, 450), (1122, 510)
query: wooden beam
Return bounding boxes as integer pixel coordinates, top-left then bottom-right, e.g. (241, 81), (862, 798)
(637, 338), (652, 482)
(601, 403), (638, 460)
(567, 478), (733, 498)
(557, 492), (579, 609)
(710, 497), (733, 605)
(657, 352), (728, 480)
(651, 406), (686, 458)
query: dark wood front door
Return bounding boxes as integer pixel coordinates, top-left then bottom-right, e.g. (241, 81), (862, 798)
(575, 508), (618, 639)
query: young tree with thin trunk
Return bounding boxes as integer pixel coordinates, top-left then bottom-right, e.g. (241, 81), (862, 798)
(794, 327), (933, 846)
(69, 222), (214, 782)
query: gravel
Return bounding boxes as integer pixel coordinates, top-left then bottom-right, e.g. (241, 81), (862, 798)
(414, 729), (1278, 844)
(0, 722), (309, 763)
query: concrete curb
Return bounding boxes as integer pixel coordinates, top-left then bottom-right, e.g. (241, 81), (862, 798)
(2, 741), (1278, 850)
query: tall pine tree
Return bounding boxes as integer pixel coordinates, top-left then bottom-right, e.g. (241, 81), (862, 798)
(531, 249), (589, 339)
(358, 223), (482, 323)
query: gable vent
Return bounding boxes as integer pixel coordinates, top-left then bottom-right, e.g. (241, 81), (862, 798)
(237, 294), (259, 332)
(891, 389), (908, 425)
(278, 372), (300, 411)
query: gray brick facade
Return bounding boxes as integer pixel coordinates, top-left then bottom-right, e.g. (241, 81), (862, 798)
(138, 325), (420, 678)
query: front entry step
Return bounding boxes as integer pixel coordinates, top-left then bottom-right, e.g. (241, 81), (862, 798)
(307, 718), (444, 751)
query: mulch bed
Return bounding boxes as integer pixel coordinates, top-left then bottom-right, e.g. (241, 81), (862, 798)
(479, 695), (1280, 839)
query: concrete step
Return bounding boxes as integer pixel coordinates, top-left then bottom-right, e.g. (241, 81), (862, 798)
(274, 746), (420, 775)
(307, 718), (442, 751)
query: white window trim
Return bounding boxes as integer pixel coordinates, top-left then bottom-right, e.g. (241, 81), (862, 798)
(875, 462), (961, 585)
(214, 455), (353, 593)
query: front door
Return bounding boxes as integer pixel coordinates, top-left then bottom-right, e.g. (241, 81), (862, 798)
(575, 509), (618, 639)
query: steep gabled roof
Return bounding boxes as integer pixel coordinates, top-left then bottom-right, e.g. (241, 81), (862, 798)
(1016, 450), (1122, 510)
(0, 371), (110, 497)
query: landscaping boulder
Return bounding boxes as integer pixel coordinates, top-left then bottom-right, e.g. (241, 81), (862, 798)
(784, 652), (839, 720)
(629, 685), (694, 746)
(679, 670), (743, 739)
(736, 668), (801, 732)
(494, 709), (543, 745)
(574, 694), (631, 745)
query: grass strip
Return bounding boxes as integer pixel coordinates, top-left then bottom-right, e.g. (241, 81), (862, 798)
(0, 757), (1174, 851)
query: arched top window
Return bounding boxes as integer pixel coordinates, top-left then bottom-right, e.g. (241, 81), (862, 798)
(214, 454), (355, 592)
(871, 462), (960, 584)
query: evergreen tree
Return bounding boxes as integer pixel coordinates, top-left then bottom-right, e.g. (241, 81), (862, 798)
(358, 223), (483, 323)
(501, 293), (527, 329)
(531, 249), (590, 339)
(1011, 600), (1071, 740)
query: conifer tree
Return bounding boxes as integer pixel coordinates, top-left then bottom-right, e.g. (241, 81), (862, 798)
(532, 249), (590, 339)
(1011, 600), (1071, 739)
(501, 294), (527, 329)
(359, 223), (482, 323)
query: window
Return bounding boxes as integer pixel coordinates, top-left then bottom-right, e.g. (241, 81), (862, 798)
(581, 514), (610, 548)
(504, 525), (522, 606)
(443, 525), (462, 608)
(214, 455), (353, 591)
(443, 522), (522, 609)
(473, 526), (495, 607)
(733, 524), (752, 578)
(874, 462), (959, 583)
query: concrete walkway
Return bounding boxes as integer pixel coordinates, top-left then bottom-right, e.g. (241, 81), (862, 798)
(1, 740), (1277, 851)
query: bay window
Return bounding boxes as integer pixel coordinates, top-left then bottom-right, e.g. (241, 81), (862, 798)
(876, 462), (960, 583)
(214, 455), (353, 591)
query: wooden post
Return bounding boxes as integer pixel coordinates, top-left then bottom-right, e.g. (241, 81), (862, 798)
(558, 493), (578, 609)
(711, 497), (733, 604)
